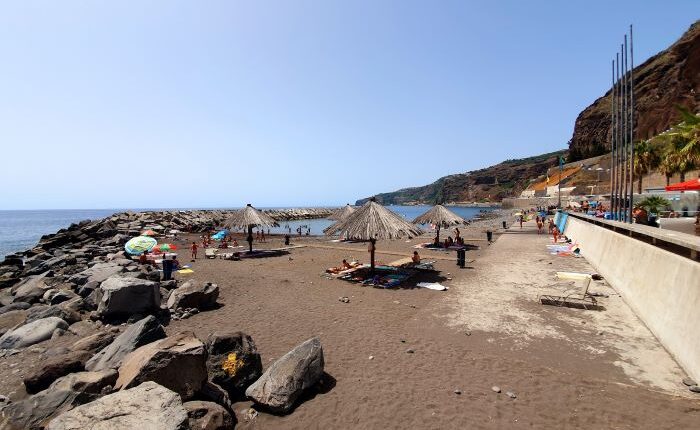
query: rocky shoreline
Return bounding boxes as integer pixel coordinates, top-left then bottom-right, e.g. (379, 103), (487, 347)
(0, 208), (332, 429)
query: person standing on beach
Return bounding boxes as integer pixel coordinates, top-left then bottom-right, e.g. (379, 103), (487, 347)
(519, 215), (524, 229)
(552, 225), (560, 243)
(190, 241), (198, 261)
(162, 257), (173, 281)
(453, 227), (460, 240)
(261, 230), (266, 243)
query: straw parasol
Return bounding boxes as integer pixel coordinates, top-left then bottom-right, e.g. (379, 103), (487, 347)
(325, 198), (422, 272)
(412, 204), (467, 242)
(328, 204), (356, 221)
(224, 204), (279, 252)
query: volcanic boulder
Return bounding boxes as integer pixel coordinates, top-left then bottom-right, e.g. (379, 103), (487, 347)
(95, 276), (160, 319)
(167, 281), (219, 310)
(85, 315), (166, 371)
(245, 337), (324, 413)
(46, 381), (188, 430)
(23, 350), (93, 394)
(114, 331), (208, 400)
(0, 369), (118, 430)
(206, 331), (262, 399)
(184, 400), (235, 430)
(0, 317), (68, 349)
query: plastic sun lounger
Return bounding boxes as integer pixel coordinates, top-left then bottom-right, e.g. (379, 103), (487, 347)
(539, 273), (604, 310)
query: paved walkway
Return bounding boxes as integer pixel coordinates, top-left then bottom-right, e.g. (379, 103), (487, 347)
(435, 219), (691, 395)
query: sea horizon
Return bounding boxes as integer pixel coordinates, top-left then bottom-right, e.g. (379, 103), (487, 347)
(0, 205), (496, 260)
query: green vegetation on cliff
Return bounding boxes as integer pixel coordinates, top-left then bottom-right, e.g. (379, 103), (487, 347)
(356, 150), (567, 205)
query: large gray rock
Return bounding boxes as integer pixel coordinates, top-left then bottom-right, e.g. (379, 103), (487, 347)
(96, 276), (160, 318)
(47, 381), (189, 430)
(43, 289), (78, 306)
(0, 317), (68, 349)
(0, 302), (31, 315)
(12, 274), (52, 304)
(0, 369), (117, 430)
(167, 281), (219, 310)
(115, 331), (207, 400)
(71, 329), (117, 352)
(25, 254), (76, 276)
(184, 400), (235, 430)
(85, 315), (165, 371)
(23, 350), (93, 394)
(68, 262), (122, 286)
(25, 304), (81, 325)
(206, 331), (262, 399)
(245, 337), (324, 413)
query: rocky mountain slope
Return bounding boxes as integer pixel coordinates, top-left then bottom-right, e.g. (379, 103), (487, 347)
(569, 20), (700, 160)
(356, 150), (566, 205)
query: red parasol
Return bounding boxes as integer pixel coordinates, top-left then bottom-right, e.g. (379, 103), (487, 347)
(665, 178), (700, 192)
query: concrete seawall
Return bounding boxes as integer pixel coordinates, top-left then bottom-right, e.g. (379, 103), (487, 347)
(562, 214), (700, 381)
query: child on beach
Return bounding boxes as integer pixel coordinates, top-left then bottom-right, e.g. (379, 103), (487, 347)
(552, 225), (560, 243)
(190, 241), (198, 261)
(412, 251), (421, 264)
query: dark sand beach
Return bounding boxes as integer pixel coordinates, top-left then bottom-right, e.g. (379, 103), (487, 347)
(3, 218), (696, 428)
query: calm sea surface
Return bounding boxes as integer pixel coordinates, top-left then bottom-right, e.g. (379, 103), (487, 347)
(0, 206), (492, 259)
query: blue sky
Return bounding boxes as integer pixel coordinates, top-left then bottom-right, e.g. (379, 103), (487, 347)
(0, 1), (697, 209)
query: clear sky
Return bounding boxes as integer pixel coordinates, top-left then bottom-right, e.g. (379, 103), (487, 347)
(1, 1), (697, 209)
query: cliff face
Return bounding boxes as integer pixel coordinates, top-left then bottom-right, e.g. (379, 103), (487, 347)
(356, 150), (566, 205)
(569, 21), (700, 161)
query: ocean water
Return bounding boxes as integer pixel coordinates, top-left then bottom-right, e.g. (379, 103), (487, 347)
(0, 210), (119, 259)
(0, 206), (492, 259)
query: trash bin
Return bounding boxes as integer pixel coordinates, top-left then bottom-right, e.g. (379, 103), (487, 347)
(486, 230), (493, 242)
(457, 248), (466, 268)
(502, 221), (507, 229)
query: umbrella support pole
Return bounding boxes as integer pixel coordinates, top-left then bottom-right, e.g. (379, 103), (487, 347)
(247, 225), (254, 253)
(370, 238), (376, 275)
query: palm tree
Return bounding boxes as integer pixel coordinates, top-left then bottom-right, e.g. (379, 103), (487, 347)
(657, 129), (696, 183)
(633, 140), (661, 193)
(658, 155), (677, 186)
(637, 195), (671, 215)
(674, 107), (700, 166)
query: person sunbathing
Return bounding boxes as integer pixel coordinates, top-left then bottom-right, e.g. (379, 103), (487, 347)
(341, 259), (353, 270)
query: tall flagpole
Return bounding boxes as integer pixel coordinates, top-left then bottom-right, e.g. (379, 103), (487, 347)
(616, 51), (622, 221)
(628, 25), (635, 222)
(622, 39), (629, 223)
(610, 59), (617, 216)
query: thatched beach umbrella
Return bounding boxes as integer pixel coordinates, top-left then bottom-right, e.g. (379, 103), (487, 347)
(224, 204), (279, 252)
(412, 204), (466, 242)
(328, 204), (356, 221)
(325, 199), (422, 272)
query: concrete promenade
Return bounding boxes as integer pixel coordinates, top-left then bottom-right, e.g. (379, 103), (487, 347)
(418, 218), (700, 426)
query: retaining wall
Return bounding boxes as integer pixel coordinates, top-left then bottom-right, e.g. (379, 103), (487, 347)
(563, 215), (700, 380)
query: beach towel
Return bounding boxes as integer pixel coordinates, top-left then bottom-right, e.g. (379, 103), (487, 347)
(177, 268), (194, 274)
(416, 282), (448, 291)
